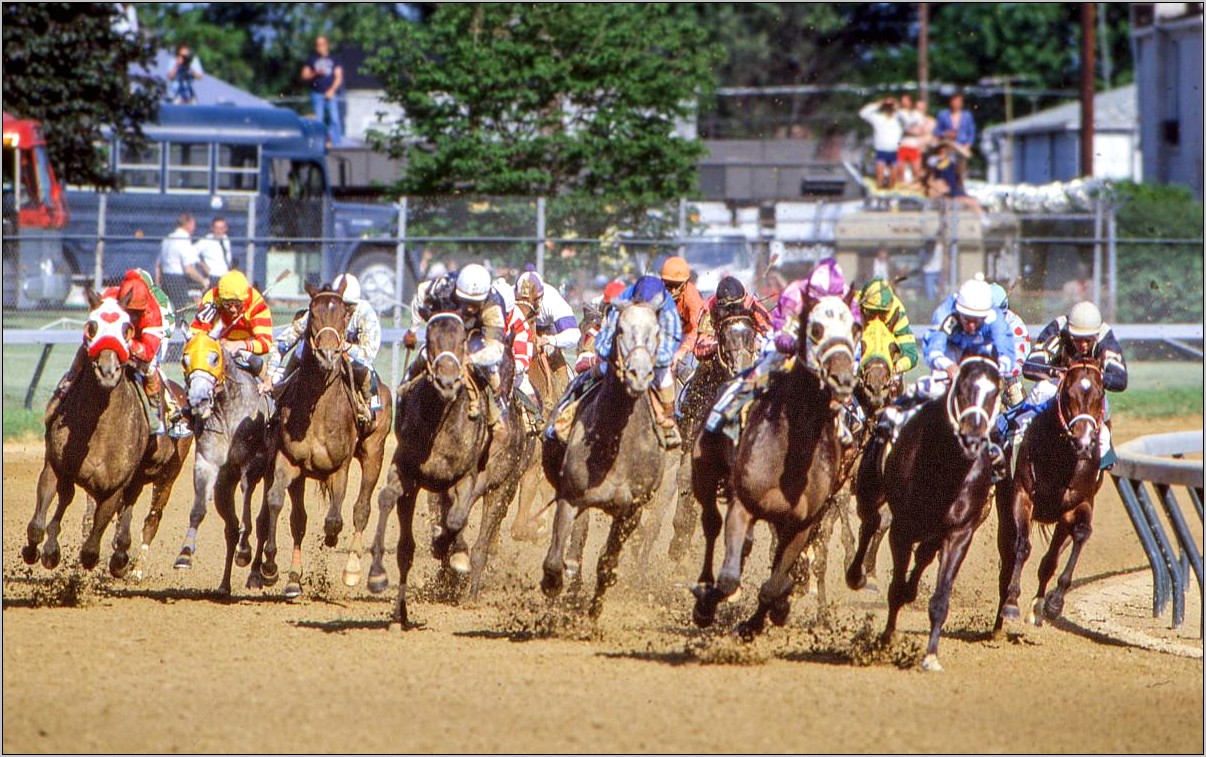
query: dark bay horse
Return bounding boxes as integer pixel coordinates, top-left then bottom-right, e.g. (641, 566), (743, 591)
(664, 312), (761, 565)
(508, 342), (566, 543)
(847, 355), (1002, 671)
(24, 290), (191, 577)
(691, 295), (858, 638)
(368, 311), (528, 628)
(173, 331), (271, 596)
(247, 281), (392, 598)
(541, 301), (666, 620)
(995, 359), (1106, 629)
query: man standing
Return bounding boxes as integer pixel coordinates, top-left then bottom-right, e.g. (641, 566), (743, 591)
(859, 97), (904, 189)
(936, 92), (976, 181)
(195, 216), (233, 279)
(166, 43), (203, 104)
(156, 213), (207, 312)
(301, 36), (344, 147)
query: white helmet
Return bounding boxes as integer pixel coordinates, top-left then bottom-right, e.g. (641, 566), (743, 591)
(1066, 301), (1103, 337)
(333, 273), (361, 303)
(455, 263), (491, 302)
(955, 274), (993, 318)
(493, 277), (516, 314)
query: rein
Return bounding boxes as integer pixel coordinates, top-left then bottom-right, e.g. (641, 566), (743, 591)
(306, 292), (349, 353)
(424, 311), (466, 381)
(716, 315), (754, 373)
(1055, 361), (1105, 438)
(944, 355), (1001, 433)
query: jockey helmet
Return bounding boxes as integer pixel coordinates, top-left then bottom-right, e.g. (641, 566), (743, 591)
(716, 276), (746, 305)
(805, 257), (849, 301)
(859, 278), (894, 314)
(989, 282), (1009, 311)
(1066, 301), (1103, 338)
(455, 263), (491, 302)
(630, 275), (668, 309)
(118, 269), (152, 312)
(333, 273), (361, 303)
(493, 277), (516, 314)
(659, 256), (691, 284)
(602, 280), (626, 304)
(955, 275), (993, 318)
(217, 270), (251, 303)
(516, 271), (544, 304)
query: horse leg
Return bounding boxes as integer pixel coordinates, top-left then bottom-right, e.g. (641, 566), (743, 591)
(693, 497), (753, 628)
(920, 527), (976, 672)
(994, 480), (1033, 631)
(367, 464), (402, 594)
(881, 527), (914, 643)
(668, 448), (699, 565)
(237, 450), (270, 567)
(846, 493), (886, 592)
(177, 455), (219, 571)
(467, 489), (509, 601)
(108, 485), (140, 579)
(212, 466), (241, 598)
(135, 440), (188, 578)
(255, 454), (298, 588)
(541, 499), (577, 597)
(1043, 508), (1092, 621)
(588, 505), (643, 621)
(692, 460), (723, 591)
(1031, 520), (1073, 625)
(284, 474), (313, 599)
(565, 509), (590, 587)
(79, 490), (124, 571)
(863, 507), (891, 592)
(509, 462), (545, 543)
(435, 475), (478, 572)
(25, 463), (66, 567)
(343, 439), (387, 587)
(635, 451), (679, 570)
(903, 537), (941, 605)
(738, 524), (812, 641)
(390, 480), (422, 631)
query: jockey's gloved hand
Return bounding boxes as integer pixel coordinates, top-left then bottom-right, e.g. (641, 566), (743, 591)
(402, 330), (417, 350)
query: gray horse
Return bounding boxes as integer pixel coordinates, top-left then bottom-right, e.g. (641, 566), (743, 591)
(541, 302), (666, 620)
(173, 331), (271, 597)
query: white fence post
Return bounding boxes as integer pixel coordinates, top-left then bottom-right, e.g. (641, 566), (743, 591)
(536, 197), (546, 278)
(246, 195), (257, 287)
(392, 196), (408, 393)
(92, 193), (106, 291)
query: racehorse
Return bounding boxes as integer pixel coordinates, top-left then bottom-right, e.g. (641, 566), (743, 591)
(24, 290), (191, 577)
(540, 301), (666, 620)
(508, 339), (568, 543)
(172, 331), (271, 596)
(664, 312), (761, 565)
(246, 280), (392, 598)
(994, 359), (1106, 629)
(368, 310), (528, 628)
(691, 296), (858, 638)
(847, 355), (1002, 671)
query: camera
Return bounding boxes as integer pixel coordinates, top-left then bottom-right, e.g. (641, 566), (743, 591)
(181, 53), (193, 67)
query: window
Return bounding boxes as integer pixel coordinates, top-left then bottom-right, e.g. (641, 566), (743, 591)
(167, 142), (211, 191)
(116, 140), (161, 190)
(216, 144), (259, 192)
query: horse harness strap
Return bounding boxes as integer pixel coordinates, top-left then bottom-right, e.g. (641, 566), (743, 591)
(944, 356), (1002, 433)
(1055, 361), (1105, 437)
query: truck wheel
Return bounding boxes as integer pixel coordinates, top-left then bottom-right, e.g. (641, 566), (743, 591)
(350, 251), (399, 316)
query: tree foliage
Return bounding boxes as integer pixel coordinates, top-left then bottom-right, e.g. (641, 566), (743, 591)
(1111, 181), (1204, 324)
(2, 3), (163, 188)
(362, 3), (722, 218)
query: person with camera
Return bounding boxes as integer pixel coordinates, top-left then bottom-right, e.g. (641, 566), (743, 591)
(167, 43), (204, 105)
(301, 36), (344, 147)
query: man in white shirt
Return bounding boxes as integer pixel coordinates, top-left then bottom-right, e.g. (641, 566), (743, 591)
(195, 216), (233, 279)
(155, 213), (207, 311)
(859, 97), (904, 189)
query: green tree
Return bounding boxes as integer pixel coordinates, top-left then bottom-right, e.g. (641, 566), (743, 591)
(1111, 181), (1204, 324)
(2, 3), (163, 188)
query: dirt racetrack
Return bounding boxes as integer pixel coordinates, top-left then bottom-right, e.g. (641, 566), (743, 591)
(3, 415), (1203, 754)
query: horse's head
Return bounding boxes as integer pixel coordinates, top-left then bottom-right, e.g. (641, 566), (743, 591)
(612, 302), (660, 397)
(1056, 360), (1106, 459)
(855, 318), (902, 414)
(304, 280), (352, 371)
(425, 311), (467, 400)
(181, 331), (226, 420)
(946, 356), (1002, 459)
(716, 314), (759, 376)
(84, 289), (134, 388)
(802, 295), (857, 401)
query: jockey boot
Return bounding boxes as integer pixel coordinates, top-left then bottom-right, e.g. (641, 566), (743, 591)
(162, 373), (193, 439)
(515, 389), (545, 436)
(143, 370), (166, 436)
(549, 368), (600, 443)
(652, 384), (682, 450)
(1098, 420), (1116, 470)
(350, 362), (374, 428)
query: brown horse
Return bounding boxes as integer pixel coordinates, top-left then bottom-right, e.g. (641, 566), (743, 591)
(691, 295), (858, 638)
(508, 343), (568, 543)
(995, 359), (1106, 629)
(246, 280), (392, 598)
(541, 301), (666, 620)
(24, 290), (191, 577)
(847, 355), (1002, 671)
(368, 310), (529, 628)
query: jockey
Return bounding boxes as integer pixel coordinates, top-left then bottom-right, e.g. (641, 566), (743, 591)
(692, 275), (772, 362)
(705, 257), (857, 442)
(575, 279), (626, 373)
(990, 282), (1032, 409)
(660, 255), (705, 380)
(514, 270), (582, 361)
(1010, 300), (1127, 468)
(856, 277), (918, 375)
(191, 270), (274, 362)
(404, 263), (509, 434)
(549, 274), (684, 448)
(494, 276), (543, 433)
(266, 273), (383, 428)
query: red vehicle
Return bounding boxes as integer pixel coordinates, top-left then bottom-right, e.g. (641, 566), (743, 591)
(3, 112), (71, 308)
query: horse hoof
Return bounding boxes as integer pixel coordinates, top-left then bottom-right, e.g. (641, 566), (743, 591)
(21, 545), (39, 566)
(110, 552), (131, 579)
(1027, 598), (1044, 627)
(727, 586), (743, 603)
(449, 551), (471, 575)
(246, 571), (264, 591)
(78, 550), (98, 571)
(564, 558), (580, 579)
(769, 600), (791, 627)
(1000, 604), (1021, 623)
(1043, 593), (1065, 621)
(862, 576), (880, 594)
(541, 570), (563, 598)
(692, 597), (717, 629)
(234, 547), (252, 568)
(845, 567), (867, 592)
(342, 554), (362, 587)
(367, 571), (389, 594)
(736, 622), (758, 643)
(323, 519), (342, 549)
(323, 533), (339, 549)
(259, 563), (280, 588)
(284, 573), (302, 599)
(921, 653), (944, 672)
(174, 552), (193, 570)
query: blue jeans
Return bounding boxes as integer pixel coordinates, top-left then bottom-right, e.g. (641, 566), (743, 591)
(310, 92), (343, 145)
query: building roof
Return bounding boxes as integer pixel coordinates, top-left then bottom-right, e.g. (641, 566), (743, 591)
(982, 84), (1136, 138)
(133, 50), (276, 109)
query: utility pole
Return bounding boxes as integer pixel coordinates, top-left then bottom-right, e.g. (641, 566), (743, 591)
(1097, 1), (1112, 88)
(918, 3), (930, 103)
(1080, 2), (1096, 178)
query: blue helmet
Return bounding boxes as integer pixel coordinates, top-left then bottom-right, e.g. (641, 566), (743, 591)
(989, 282), (1009, 311)
(630, 275), (668, 309)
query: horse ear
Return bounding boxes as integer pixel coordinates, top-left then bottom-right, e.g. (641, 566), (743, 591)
(336, 277), (348, 298)
(119, 287), (134, 311)
(850, 321), (863, 345)
(85, 284), (102, 310)
(844, 286), (857, 307)
(304, 281), (320, 298)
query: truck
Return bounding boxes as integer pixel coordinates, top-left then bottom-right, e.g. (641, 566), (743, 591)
(2, 112), (73, 309)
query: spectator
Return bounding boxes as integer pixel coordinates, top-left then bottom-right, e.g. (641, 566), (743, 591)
(167, 43), (203, 104)
(156, 213), (207, 311)
(936, 92), (976, 181)
(924, 139), (983, 213)
(920, 242), (943, 301)
(194, 216), (233, 279)
(859, 97), (904, 189)
(896, 93), (925, 184)
(301, 36), (344, 147)
(872, 246), (893, 281)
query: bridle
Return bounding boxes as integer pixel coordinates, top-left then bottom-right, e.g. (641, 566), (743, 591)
(715, 314), (754, 373)
(306, 291), (349, 353)
(945, 355), (1001, 434)
(425, 311), (465, 379)
(804, 314), (855, 379)
(1055, 360), (1105, 439)
(612, 304), (657, 378)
